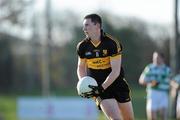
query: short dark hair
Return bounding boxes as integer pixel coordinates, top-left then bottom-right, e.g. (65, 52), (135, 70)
(84, 14), (102, 28)
(154, 51), (165, 59)
(158, 52), (165, 59)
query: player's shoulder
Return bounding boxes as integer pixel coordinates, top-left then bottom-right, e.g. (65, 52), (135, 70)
(103, 32), (123, 50)
(76, 38), (89, 49)
(165, 64), (170, 69)
(145, 63), (154, 70)
(163, 64), (171, 72)
(148, 63), (154, 67)
(104, 33), (121, 44)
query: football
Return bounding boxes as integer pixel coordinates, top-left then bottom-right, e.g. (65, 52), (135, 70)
(77, 76), (98, 97)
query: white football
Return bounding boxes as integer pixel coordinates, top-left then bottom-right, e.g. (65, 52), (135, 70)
(77, 76), (98, 96)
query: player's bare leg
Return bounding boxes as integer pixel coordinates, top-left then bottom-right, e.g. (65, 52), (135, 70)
(147, 109), (157, 120)
(159, 108), (168, 120)
(118, 101), (134, 120)
(100, 99), (122, 120)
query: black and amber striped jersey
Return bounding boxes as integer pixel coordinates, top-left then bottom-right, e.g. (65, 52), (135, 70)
(76, 31), (125, 85)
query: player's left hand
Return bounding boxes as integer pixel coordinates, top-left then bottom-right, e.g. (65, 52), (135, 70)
(151, 80), (159, 87)
(88, 85), (104, 97)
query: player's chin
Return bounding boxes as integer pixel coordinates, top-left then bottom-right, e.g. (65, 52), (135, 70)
(84, 33), (89, 37)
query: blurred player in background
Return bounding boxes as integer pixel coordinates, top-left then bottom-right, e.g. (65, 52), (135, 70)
(170, 71), (180, 119)
(76, 13), (134, 120)
(139, 51), (171, 120)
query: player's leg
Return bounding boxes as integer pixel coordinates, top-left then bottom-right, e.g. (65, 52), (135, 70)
(147, 110), (157, 120)
(159, 107), (168, 120)
(100, 98), (122, 120)
(159, 94), (169, 120)
(146, 99), (157, 120)
(147, 89), (163, 120)
(177, 94), (180, 120)
(118, 101), (134, 120)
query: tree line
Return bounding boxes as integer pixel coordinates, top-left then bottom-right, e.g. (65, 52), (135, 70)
(0, 8), (171, 94)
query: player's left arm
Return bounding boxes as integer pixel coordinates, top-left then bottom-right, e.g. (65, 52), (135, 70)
(102, 55), (121, 89)
(88, 55), (121, 96)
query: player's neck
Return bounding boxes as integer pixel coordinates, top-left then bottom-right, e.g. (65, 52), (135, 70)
(153, 62), (164, 66)
(90, 32), (101, 43)
(90, 37), (101, 46)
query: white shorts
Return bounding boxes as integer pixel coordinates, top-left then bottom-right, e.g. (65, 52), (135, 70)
(146, 89), (169, 111)
(177, 92), (180, 119)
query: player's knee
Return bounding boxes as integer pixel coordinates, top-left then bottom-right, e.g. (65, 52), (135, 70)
(108, 115), (121, 120)
(109, 118), (121, 120)
(123, 115), (134, 120)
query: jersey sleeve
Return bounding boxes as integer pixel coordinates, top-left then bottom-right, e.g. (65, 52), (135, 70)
(174, 74), (180, 84)
(142, 66), (150, 76)
(141, 65), (154, 82)
(76, 41), (85, 58)
(109, 40), (122, 57)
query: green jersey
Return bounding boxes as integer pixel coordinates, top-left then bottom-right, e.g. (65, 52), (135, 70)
(173, 74), (180, 84)
(142, 63), (171, 92)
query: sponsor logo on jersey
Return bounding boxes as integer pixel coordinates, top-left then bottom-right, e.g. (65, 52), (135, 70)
(93, 49), (100, 57)
(86, 57), (110, 69)
(95, 52), (99, 57)
(85, 52), (92, 56)
(103, 50), (107, 56)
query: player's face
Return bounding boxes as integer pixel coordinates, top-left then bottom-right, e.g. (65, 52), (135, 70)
(153, 52), (164, 65)
(83, 18), (99, 38)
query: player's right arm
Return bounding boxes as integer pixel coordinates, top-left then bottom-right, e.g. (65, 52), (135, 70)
(77, 57), (87, 80)
(76, 41), (87, 80)
(139, 74), (158, 87)
(139, 73), (147, 86)
(139, 66), (149, 86)
(139, 66), (159, 87)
